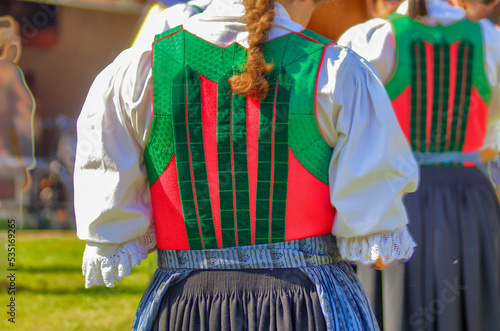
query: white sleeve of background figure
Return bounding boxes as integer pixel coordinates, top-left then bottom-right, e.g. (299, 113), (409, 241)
(131, 0), (211, 51)
(316, 46), (419, 264)
(479, 19), (500, 152)
(338, 18), (396, 85)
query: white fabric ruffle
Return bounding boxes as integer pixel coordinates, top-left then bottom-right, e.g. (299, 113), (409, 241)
(337, 226), (416, 264)
(483, 122), (500, 151)
(82, 225), (157, 288)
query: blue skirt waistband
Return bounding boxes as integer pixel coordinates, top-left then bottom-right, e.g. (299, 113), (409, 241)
(157, 234), (342, 270)
(414, 151), (481, 165)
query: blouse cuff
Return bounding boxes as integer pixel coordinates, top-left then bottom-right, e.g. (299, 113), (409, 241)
(82, 225), (157, 288)
(337, 226), (416, 264)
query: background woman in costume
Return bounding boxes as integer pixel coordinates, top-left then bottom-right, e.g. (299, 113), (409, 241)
(0, 15), (35, 194)
(75, 0), (419, 329)
(463, 0), (500, 198)
(339, 0), (500, 330)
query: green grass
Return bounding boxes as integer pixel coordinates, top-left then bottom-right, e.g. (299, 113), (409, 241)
(0, 230), (157, 330)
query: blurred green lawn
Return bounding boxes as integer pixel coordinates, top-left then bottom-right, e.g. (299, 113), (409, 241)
(0, 230), (157, 330)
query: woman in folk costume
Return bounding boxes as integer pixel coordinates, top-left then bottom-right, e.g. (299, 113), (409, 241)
(74, 0), (419, 329)
(339, 0), (500, 330)
(0, 15), (35, 190)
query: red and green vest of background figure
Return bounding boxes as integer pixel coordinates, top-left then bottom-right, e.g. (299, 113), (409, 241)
(144, 26), (337, 250)
(386, 14), (492, 155)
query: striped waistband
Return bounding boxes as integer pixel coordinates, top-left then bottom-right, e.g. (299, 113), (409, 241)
(414, 151), (480, 165)
(157, 234), (342, 270)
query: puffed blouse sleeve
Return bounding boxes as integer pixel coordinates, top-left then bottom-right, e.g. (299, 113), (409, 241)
(479, 19), (500, 152)
(338, 18), (396, 85)
(316, 46), (419, 264)
(74, 47), (156, 288)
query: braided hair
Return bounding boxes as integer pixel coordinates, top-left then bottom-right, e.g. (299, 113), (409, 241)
(228, 0), (276, 101)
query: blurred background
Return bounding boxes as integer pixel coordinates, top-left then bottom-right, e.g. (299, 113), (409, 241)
(0, 0), (147, 231)
(0, 0), (499, 330)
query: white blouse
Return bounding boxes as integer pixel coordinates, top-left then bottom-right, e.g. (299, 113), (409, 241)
(338, 0), (500, 151)
(75, 0), (419, 288)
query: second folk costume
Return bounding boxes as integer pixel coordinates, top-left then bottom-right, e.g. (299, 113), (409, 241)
(340, 1), (500, 330)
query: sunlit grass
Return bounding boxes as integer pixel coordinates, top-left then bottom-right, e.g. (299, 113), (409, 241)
(0, 230), (157, 330)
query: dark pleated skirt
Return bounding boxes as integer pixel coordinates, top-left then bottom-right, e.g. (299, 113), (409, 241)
(357, 166), (500, 331)
(152, 268), (326, 331)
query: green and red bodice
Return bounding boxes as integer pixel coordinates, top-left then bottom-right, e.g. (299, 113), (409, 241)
(144, 26), (337, 250)
(386, 14), (492, 155)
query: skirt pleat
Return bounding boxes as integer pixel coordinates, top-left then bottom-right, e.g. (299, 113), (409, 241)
(152, 268), (327, 331)
(301, 262), (380, 331)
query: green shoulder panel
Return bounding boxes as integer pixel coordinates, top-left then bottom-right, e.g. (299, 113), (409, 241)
(300, 29), (334, 46)
(278, 31), (333, 184)
(144, 26), (185, 187)
(386, 12), (402, 20)
(154, 25), (182, 43)
(385, 15), (491, 103)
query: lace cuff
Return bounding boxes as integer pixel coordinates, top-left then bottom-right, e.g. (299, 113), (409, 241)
(337, 226), (416, 264)
(82, 225), (157, 288)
